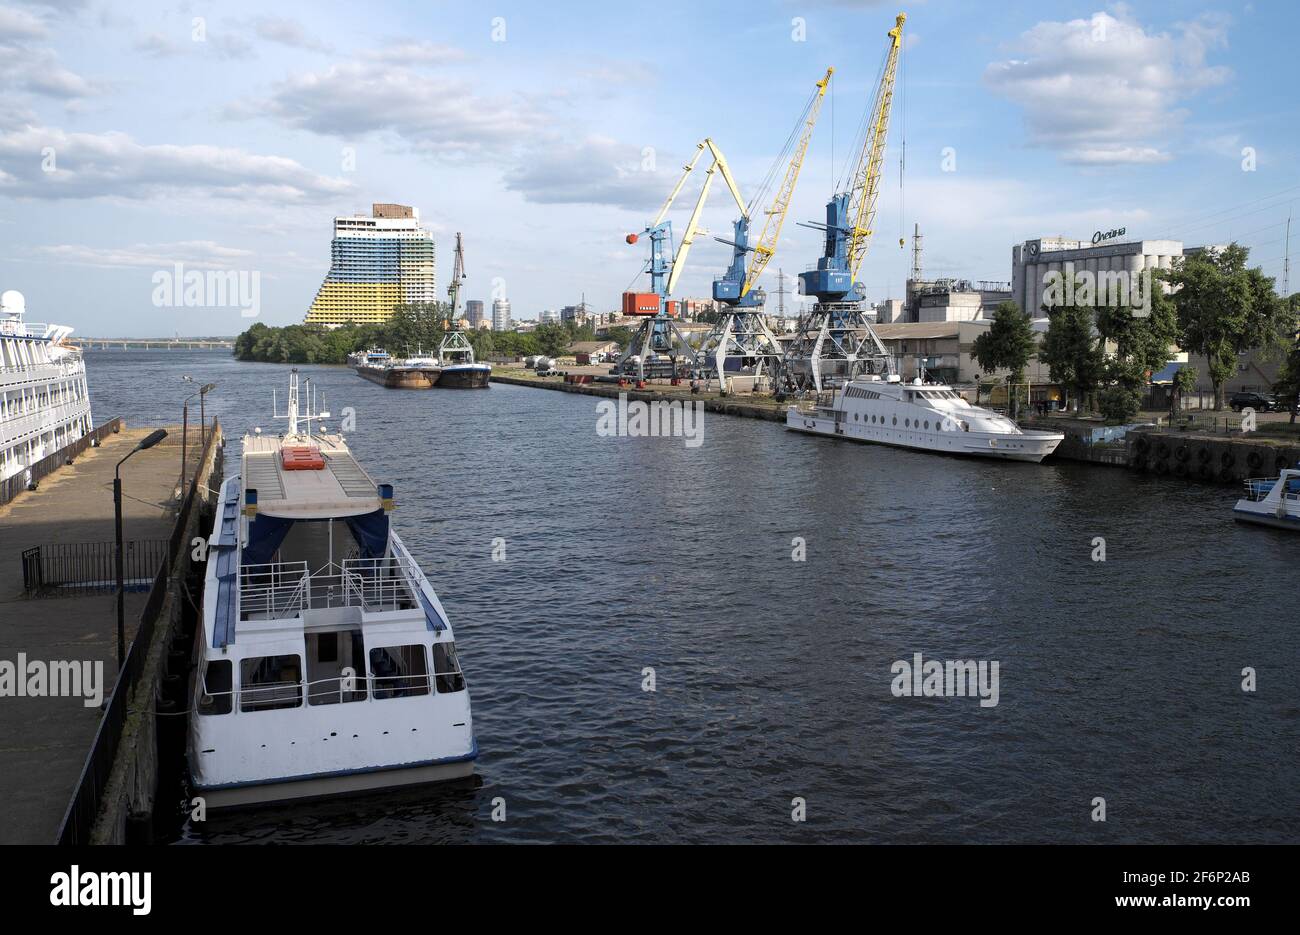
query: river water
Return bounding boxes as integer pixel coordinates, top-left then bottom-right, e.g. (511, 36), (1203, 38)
(85, 349), (1299, 844)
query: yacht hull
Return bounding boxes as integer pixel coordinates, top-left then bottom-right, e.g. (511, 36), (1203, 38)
(787, 409), (1062, 463)
(194, 756), (476, 808)
(1232, 505), (1300, 530)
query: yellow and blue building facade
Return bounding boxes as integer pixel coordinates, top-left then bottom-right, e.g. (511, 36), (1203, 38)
(304, 204), (437, 327)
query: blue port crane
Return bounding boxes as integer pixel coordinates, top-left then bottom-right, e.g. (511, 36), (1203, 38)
(613, 138), (747, 381)
(700, 67), (833, 390)
(780, 11), (905, 394)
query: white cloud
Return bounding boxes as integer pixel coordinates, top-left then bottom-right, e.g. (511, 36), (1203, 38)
(232, 60), (551, 160)
(0, 6), (48, 40)
(985, 9), (1232, 165)
(252, 16), (330, 52)
(31, 240), (256, 269)
(0, 125), (354, 202)
(504, 136), (678, 210)
(360, 40), (465, 65)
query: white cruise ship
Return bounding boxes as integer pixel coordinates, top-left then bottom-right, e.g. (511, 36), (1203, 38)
(787, 374), (1065, 463)
(0, 290), (93, 484)
(189, 369), (476, 807)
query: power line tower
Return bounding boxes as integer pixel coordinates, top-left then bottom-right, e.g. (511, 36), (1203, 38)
(910, 223), (923, 282)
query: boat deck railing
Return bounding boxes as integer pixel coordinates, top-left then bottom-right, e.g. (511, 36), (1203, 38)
(1241, 476), (1300, 503)
(238, 554), (421, 621)
(201, 666), (466, 713)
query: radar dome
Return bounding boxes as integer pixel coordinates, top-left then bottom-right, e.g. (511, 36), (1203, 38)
(0, 290), (25, 316)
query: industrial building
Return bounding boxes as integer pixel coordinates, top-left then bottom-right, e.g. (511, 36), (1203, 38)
(878, 279), (1013, 324)
(303, 203), (437, 326)
(1011, 235), (1203, 316)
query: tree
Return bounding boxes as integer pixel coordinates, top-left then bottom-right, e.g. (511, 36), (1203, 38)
(1039, 303), (1106, 414)
(971, 301), (1035, 417)
(1271, 295), (1300, 423)
(1166, 243), (1293, 410)
(1173, 364), (1198, 419)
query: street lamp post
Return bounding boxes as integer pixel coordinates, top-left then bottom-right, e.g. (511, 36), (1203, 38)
(181, 377), (216, 495)
(114, 429), (168, 672)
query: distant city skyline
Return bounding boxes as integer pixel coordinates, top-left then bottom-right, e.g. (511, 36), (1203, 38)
(1, 1), (1296, 337)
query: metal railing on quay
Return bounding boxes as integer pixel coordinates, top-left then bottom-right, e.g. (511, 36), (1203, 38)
(0, 416), (123, 506)
(55, 417), (220, 846)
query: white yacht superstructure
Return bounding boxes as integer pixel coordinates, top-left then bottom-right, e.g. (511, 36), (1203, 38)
(0, 290), (93, 484)
(188, 370), (476, 807)
(1234, 467), (1300, 531)
(787, 375), (1065, 463)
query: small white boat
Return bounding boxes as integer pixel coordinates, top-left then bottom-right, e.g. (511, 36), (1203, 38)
(188, 369), (476, 808)
(786, 374), (1064, 463)
(1234, 466), (1300, 531)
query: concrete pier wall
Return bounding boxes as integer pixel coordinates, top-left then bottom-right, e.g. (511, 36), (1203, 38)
(90, 426), (223, 844)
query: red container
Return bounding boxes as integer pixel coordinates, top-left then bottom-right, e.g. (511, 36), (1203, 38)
(622, 292), (660, 316)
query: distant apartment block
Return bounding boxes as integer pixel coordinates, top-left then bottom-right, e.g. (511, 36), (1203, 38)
(492, 298), (511, 332)
(303, 203), (437, 326)
(465, 299), (485, 328)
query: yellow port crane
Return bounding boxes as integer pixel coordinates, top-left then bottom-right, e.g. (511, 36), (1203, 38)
(713, 67), (833, 305)
(782, 11), (906, 395)
(800, 11), (905, 302)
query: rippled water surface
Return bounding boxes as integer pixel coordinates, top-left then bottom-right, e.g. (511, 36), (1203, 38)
(86, 350), (1299, 844)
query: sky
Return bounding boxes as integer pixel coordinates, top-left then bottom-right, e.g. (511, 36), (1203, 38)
(1, 0), (1297, 336)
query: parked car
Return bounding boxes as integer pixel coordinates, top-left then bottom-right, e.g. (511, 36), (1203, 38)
(1229, 391), (1278, 412)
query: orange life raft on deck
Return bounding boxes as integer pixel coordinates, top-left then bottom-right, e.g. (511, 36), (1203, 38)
(281, 445), (325, 471)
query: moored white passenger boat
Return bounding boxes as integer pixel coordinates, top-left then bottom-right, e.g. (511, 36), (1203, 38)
(188, 370), (476, 807)
(786, 374), (1064, 463)
(1233, 466), (1300, 531)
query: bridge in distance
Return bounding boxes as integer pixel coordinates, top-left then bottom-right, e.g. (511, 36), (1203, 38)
(68, 337), (234, 350)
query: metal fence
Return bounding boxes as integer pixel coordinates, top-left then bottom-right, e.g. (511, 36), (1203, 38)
(54, 417), (220, 846)
(0, 417), (124, 507)
(22, 539), (170, 598)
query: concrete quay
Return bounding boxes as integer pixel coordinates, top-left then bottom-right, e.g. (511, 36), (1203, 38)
(0, 424), (192, 844)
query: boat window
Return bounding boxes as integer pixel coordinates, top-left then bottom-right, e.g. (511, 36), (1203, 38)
(369, 645), (431, 699)
(433, 642), (466, 694)
(198, 660), (233, 716)
(307, 630), (368, 706)
(239, 655), (303, 712)
(924, 420), (930, 429)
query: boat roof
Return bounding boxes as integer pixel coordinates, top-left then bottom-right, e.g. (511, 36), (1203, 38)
(241, 432), (381, 518)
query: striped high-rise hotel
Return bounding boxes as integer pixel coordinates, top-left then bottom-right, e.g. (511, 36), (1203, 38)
(303, 203), (437, 326)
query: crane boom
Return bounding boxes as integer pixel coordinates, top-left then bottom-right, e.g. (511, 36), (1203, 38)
(845, 13), (904, 284)
(741, 66), (833, 298)
(447, 232), (466, 318)
(668, 140), (745, 296)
